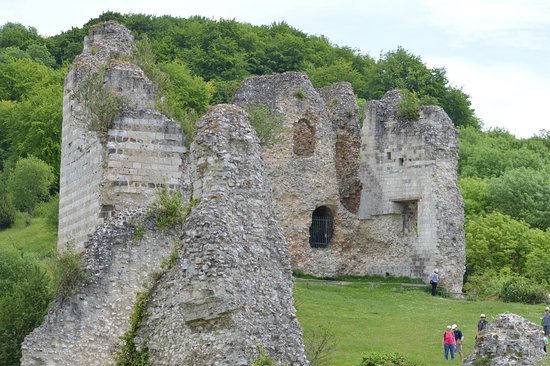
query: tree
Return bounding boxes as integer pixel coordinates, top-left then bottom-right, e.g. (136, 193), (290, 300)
(486, 167), (550, 230)
(458, 177), (489, 217)
(0, 22), (43, 49)
(465, 212), (542, 277)
(0, 247), (53, 365)
(7, 156), (54, 214)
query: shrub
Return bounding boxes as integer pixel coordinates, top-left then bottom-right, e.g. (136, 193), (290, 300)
(54, 244), (91, 302)
(397, 89), (419, 121)
(0, 247), (54, 365)
(251, 344), (274, 366)
(113, 291), (150, 366)
(147, 186), (184, 228)
(72, 67), (126, 142)
(359, 351), (426, 366)
(35, 194), (59, 230)
(0, 191), (16, 229)
(7, 156), (54, 214)
(499, 276), (548, 304)
(464, 270), (509, 300)
(304, 326), (336, 366)
(245, 103), (286, 146)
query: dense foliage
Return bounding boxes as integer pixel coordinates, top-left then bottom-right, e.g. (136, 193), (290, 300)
(0, 247), (54, 365)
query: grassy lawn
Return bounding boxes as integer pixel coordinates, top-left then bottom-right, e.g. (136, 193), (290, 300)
(0, 213), (57, 268)
(295, 281), (548, 366)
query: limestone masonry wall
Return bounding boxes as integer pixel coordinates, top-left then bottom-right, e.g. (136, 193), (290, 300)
(57, 22), (186, 252)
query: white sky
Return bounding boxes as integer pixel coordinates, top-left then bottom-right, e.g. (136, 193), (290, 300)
(1, 0), (549, 138)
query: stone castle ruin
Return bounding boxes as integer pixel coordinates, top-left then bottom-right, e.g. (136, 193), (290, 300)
(21, 22), (465, 365)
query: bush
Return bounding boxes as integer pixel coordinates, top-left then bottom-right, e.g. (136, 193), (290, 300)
(35, 194), (59, 230)
(304, 326), (336, 366)
(7, 156), (54, 214)
(499, 276), (548, 304)
(359, 351), (426, 366)
(0, 247), (54, 365)
(464, 270), (509, 300)
(54, 244), (91, 302)
(397, 89), (419, 121)
(245, 103), (285, 146)
(0, 192), (16, 229)
(147, 186), (184, 228)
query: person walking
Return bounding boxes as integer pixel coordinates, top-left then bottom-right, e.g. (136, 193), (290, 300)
(542, 307), (550, 336)
(452, 324), (464, 362)
(429, 269), (439, 296)
(443, 325), (456, 360)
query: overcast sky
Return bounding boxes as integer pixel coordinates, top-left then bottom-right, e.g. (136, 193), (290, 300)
(2, 0), (549, 138)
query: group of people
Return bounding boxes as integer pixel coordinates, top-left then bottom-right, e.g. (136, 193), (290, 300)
(442, 324), (464, 361)
(442, 314), (488, 361)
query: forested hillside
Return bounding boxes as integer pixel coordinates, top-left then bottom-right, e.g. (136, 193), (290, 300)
(0, 12), (550, 365)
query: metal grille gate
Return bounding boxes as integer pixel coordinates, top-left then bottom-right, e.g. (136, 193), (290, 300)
(309, 215), (332, 248)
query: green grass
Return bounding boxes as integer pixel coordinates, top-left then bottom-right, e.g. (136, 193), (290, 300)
(295, 282), (548, 366)
(0, 213), (57, 268)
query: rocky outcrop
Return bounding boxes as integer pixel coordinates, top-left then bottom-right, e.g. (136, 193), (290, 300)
(464, 313), (546, 366)
(138, 105), (308, 365)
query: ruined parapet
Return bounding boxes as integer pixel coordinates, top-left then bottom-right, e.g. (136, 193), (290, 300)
(464, 313), (546, 366)
(138, 105), (309, 365)
(318, 82), (362, 214)
(21, 209), (176, 365)
(58, 22), (186, 252)
(360, 90), (465, 292)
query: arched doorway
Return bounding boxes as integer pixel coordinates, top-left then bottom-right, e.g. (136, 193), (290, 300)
(309, 206), (333, 248)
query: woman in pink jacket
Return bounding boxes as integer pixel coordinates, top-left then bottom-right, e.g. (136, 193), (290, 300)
(443, 325), (456, 360)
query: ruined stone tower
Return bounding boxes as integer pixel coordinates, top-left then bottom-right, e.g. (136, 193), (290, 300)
(57, 22), (186, 252)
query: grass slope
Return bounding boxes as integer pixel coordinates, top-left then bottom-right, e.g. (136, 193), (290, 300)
(295, 282), (548, 366)
(0, 213), (57, 268)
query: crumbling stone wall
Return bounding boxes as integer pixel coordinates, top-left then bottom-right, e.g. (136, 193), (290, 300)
(360, 91), (465, 292)
(21, 209), (176, 365)
(235, 76), (465, 293)
(138, 105), (308, 365)
(58, 22), (186, 252)
(234, 73), (360, 277)
(318, 83), (362, 214)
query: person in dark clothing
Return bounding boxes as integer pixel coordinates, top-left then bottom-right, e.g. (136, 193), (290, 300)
(429, 269), (439, 296)
(452, 324), (464, 362)
(477, 314), (488, 337)
(542, 307), (550, 336)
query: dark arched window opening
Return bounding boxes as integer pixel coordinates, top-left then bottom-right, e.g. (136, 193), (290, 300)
(309, 206), (333, 248)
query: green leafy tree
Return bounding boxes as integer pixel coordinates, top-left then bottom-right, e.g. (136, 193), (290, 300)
(0, 22), (43, 49)
(7, 156), (54, 214)
(0, 57), (54, 101)
(486, 167), (550, 230)
(465, 212), (541, 277)
(458, 177), (489, 217)
(0, 247), (53, 365)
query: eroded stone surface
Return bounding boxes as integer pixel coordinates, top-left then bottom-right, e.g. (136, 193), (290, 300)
(464, 313), (546, 366)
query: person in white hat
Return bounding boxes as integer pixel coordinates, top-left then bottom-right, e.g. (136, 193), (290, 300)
(452, 324), (464, 362)
(429, 269), (439, 296)
(477, 314), (488, 339)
